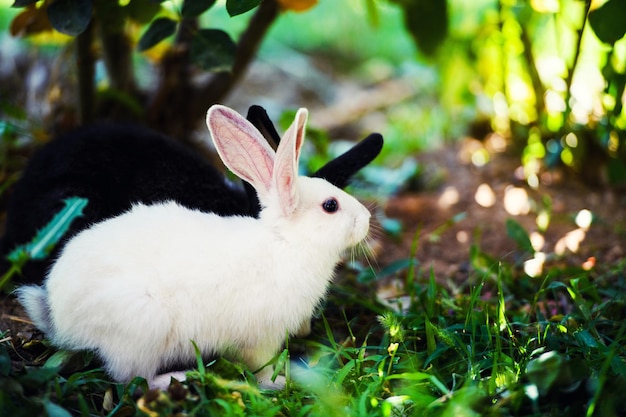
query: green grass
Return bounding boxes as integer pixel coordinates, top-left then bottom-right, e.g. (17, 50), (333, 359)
(2, 220), (626, 416)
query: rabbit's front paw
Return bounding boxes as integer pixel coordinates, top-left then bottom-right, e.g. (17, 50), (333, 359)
(255, 367), (286, 390)
(149, 371), (188, 391)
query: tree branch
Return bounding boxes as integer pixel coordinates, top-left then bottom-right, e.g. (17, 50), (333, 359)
(93, 0), (138, 120)
(147, 17), (198, 137)
(519, 23), (545, 121)
(562, 0), (592, 127)
(191, 0), (280, 117)
(96, 0), (136, 92)
(148, 0), (281, 139)
(75, 21), (95, 125)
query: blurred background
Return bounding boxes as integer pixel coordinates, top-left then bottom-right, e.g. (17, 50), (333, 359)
(0, 0), (625, 277)
(1, 0), (624, 184)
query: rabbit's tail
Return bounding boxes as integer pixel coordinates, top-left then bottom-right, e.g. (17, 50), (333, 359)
(15, 285), (55, 338)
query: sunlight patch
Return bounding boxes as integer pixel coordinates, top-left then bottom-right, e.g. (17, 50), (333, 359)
(503, 186), (531, 216)
(471, 148), (490, 167)
(456, 230), (469, 244)
(475, 183), (496, 207)
(545, 89), (566, 113)
(536, 209), (551, 231)
(438, 186), (460, 208)
(531, 0), (560, 13)
(564, 132), (578, 148)
(582, 256), (596, 271)
(524, 252), (546, 277)
(555, 229), (586, 255)
(486, 133), (507, 152)
(529, 232), (545, 252)
(575, 209), (593, 229)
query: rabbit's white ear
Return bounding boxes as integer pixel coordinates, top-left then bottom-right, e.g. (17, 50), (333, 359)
(206, 105), (275, 196)
(273, 108), (308, 216)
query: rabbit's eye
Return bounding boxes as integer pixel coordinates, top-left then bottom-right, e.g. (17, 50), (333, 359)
(322, 198), (339, 213)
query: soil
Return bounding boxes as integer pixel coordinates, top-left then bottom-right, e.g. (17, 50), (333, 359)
(378, 138), (626, 293)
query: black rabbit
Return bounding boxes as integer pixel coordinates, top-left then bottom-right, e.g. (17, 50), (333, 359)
(1, 105), (383, 283)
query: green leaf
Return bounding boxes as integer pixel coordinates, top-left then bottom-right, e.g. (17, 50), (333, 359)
(470, 243), (497, 274)
(46, 0), (92, 36)
(8, 197), (88, 263)
(44, 350), (76, 369)
(226, 0), (261, 17)
(377, 258), (414, 280)
(505, 218), (534, 254)
(207, 357), (246, 380)
(334, 360), (356, 386)
(525, 351), (562, 395)
(190, 29), (236, 71)
(360, 158), (420, 195)
(271, 349), (288, 382)
(589, 0), (626, 45)
(379, 217), (403, 238)
(137, 17), (177, 51)
(429, 211), (466, 242)
(386, 371), (433, 381)
(0, 345), (11, 376)
(182, 0), (217, 18)
(43, 400), (72, 417)
(18, 366), (59, 387)
(607, 157), (626, 185)
(11, 0), (40, 7)
(43, 350), (94, 374)
(573, 329), (599, 349)
(125, 0), (163, 24)
(65, 368), (107, 389)
(191, 340), (206, 377)
(392, 0), (448, 57)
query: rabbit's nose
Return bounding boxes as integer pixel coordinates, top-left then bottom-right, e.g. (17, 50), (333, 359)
(352, 210), (371, 243)
(360, 206), (372, 224)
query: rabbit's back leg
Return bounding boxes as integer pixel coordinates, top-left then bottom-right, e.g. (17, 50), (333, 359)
(83, 294), (176, 383)
(98, 341), (164, 383)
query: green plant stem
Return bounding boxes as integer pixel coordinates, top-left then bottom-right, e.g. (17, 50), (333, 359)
(562, 0), (592, 127)
(0, 263), (22, 292)
(519, 23), (545, 120)
(497, 0), (512, 135)
(406, 225), (421, 302)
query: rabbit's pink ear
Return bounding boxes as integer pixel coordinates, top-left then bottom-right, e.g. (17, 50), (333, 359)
(206, 105), (275, 196)
(273, 108), (308, 216)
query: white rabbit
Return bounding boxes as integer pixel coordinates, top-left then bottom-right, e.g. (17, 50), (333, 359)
(16, 105), (371, 390)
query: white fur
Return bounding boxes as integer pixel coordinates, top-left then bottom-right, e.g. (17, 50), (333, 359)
(16, 105), (370, 389)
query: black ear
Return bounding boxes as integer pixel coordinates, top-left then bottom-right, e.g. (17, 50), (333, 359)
(312, 133), (383, 189)
(246, 105), (281, 150)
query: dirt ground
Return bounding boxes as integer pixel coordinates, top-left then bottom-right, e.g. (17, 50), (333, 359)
(376, 137), (626, 295)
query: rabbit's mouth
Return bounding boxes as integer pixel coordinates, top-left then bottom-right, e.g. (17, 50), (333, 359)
(350, 212), (371, 246)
